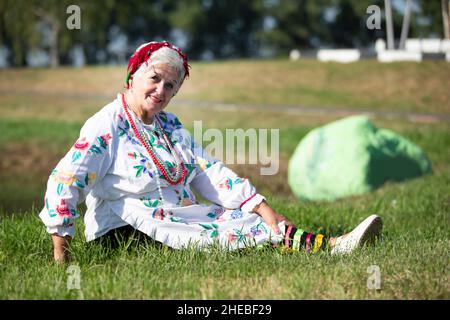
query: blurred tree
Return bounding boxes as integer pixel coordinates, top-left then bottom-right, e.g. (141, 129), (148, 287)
(109, 0), (175, 55)
(259, 0), (328, 53)
(330, 0), (366, 47)
(324, 0), (445, 48)
(258, 0), (391, 51)
(412, 0), (445, 38)
(0, 0), (447, 66)
(72, 0), (115, 64)
(33, 0), (65, 67)
(325, 0), (390, 48)
(0, 0), (40, 66)
(169, 0), (264, 59)
(0, 0), (85, 66)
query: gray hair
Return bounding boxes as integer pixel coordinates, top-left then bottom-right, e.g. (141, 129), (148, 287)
(133, 47), (186, 85)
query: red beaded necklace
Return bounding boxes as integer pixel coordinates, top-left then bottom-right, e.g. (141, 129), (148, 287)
(121, 93), (187, 185)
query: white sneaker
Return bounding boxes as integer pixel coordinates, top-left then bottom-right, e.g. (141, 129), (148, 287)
(331, 214), (383, 255)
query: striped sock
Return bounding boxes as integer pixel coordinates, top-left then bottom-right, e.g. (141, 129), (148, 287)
(284, 225), (327, 253)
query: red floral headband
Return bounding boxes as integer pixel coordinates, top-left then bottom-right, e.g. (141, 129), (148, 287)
(125, 41), (190, 88)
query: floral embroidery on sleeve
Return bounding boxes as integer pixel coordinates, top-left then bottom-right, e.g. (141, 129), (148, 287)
(231, 210), (243, 219)
(71, 138), (90, 163)
(71, 134), (112, 164)
(51, 170), (97, 195)
(196, 156), (212, 171)
(45, 198), (78, 226)
(89, 134), (112, 154)
(217, 177), (246, 191)
(206, 207), (225, 219)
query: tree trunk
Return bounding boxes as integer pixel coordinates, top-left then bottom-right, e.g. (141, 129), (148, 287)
(35, 9), (60, 68)
(443, 0), (450, 39)
(48, 22), (60, 68)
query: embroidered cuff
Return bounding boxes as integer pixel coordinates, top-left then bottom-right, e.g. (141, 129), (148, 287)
(46, 225), (76, 238)
(240, 193), (266, 213)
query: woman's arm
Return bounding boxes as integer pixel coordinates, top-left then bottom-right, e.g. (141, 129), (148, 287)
(40, 109), (115, 262)
(253, 200), (294, 234)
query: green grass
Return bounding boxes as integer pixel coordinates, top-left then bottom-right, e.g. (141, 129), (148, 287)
(1, 171), (449, 299)
(0, 60), (449, 299)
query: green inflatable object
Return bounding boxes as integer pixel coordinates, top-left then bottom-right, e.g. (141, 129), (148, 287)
(288, 115), (432, 201)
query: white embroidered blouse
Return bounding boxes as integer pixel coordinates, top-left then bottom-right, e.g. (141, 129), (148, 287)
(39, 94), (284, 250)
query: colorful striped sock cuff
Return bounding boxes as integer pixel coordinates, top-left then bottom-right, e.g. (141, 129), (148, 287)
(284, 225), (327, 253)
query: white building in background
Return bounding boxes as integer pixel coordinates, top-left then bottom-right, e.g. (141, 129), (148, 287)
(406, 39), (444, 53)
(377, 50), (422, 62)
(442, 40), (450, 53)
(317, 49), (361, 63)
(376, 38), (450, 63)
(406, 39), (450, 61)
(289, 38), (449, 64)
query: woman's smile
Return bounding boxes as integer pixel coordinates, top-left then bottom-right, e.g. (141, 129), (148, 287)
(148, 94), (162, 104)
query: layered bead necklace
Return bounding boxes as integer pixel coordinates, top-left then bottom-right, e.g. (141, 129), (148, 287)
(121, 94), (187, 190)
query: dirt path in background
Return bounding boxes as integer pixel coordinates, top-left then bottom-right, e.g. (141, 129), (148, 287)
(1, 89), (449, 123)
(172, 99), (450, 123)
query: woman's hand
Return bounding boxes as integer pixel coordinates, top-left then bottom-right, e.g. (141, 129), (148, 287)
(51, 234), (72, 264)
(253, 200), (294, 235)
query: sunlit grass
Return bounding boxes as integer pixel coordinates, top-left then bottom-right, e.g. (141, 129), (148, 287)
(1, 170), (449, 299)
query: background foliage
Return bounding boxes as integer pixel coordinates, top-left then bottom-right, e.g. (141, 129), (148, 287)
(0, 0), (446, 66)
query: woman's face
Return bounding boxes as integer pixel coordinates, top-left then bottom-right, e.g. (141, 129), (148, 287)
(128, 63), (180, 121)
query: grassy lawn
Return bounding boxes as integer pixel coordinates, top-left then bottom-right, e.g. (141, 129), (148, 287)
(0, 60), (449, 299)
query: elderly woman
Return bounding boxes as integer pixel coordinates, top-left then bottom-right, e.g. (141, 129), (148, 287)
(39, 41), (383, 263)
